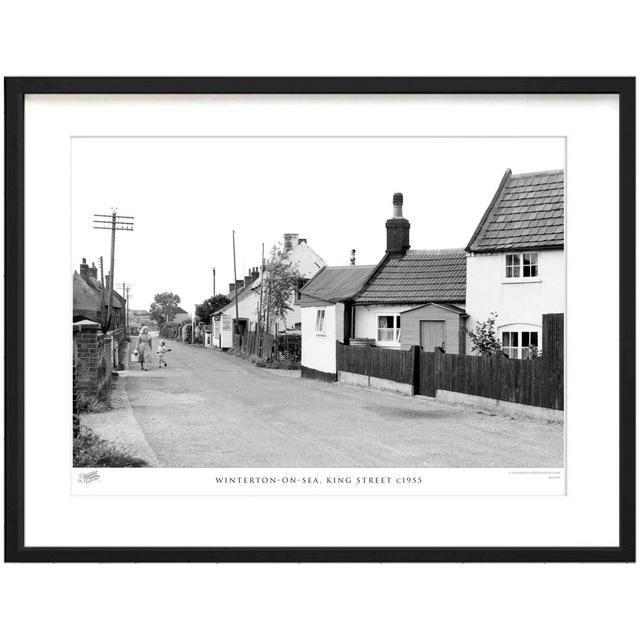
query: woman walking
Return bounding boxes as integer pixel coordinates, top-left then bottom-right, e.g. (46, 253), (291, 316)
(135, 326), (153, 371)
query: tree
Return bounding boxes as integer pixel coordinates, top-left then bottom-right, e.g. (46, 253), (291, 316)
(258, 244), (301, 333)
(149, 292), (181, 328)
(467, 312), (503, 357)
(195, 294), (230, 323)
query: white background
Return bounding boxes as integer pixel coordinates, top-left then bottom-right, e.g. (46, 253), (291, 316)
(27, 95), (608, 547)
(1, 1), (638, 639)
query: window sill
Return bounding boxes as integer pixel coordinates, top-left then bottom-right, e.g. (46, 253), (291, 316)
(375, 341), (402, 348)
(502, 277), (542, 285)
(315, 332), (326, 337)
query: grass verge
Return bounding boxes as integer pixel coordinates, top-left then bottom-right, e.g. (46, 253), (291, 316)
(73, 425), (148, 467)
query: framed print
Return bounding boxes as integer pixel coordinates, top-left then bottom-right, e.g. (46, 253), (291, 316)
(4, 77), (635, 562)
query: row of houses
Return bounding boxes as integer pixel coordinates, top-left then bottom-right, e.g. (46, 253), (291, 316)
(299, 168), (565, 380)
(210, 234), (327, 348)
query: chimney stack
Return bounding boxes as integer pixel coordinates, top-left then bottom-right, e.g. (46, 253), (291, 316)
(236, 279), (244, 291)
(350, 249), (356, 265)
(88, 262), (98, 279)
(105, 273), (111, 291)
(283, 233), (299, 253)
(386, 192), (410, 256)
(251, 267), (260, 283)
(229, 282), (236, 294)
(244, 270), (252, 288)
(80, 258), (89, 278)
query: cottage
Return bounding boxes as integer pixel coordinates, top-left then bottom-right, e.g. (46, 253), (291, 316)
(73, 258), (125, 329)
(299, 264), (376, 380)
(352, 193), (467, 353)
(214, 234), (326, 348)
(464, 169), (564, 358)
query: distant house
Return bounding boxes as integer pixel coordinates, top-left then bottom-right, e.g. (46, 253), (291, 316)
(299, 264), (376, 380)
(174, 307), (191, 323)
(465, 169), (564, 358)
(213, 234), (326, 347)
(352, 193), (467, 354)
(73, 258), (125, 329)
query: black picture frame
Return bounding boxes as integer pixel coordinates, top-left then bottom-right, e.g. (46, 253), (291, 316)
(4, 77), (635, 563)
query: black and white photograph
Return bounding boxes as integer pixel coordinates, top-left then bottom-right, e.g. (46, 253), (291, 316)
(6, 78), (632, 562)
(71, 136), (565, 475)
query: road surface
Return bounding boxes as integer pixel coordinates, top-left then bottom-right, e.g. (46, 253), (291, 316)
(113, 339), (564, 468)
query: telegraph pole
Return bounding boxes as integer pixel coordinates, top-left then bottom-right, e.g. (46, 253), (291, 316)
(98, 256), (105, 326)
(232, 230), (239, 333)
(121, 282), (131, 331)
(93, 208), (134, 331)
(212, 267), (216, 298)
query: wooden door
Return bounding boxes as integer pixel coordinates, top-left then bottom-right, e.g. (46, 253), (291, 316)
(420, 320), (445, 351)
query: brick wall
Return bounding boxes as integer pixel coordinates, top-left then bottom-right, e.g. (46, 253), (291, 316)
(73, 325), (113, 396)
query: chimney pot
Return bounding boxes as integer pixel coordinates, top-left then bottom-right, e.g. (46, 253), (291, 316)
(350, 249), (356, 265)
(80, 258), (89, 278)
(392, 192), (404, 218)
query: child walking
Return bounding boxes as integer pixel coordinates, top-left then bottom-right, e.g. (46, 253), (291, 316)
(157, 340), (171, 368)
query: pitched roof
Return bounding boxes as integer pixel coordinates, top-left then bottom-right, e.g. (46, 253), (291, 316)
(466, 169), (564, 253)
(299, 265), (377, 305)
(73, 272), (124, 312)
(354, 249), (466, 305)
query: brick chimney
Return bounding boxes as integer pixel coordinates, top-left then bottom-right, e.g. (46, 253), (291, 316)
(88, 262), (98, 279)
(80, 258), (89, 278)
(229, 282), (236, 294)
(236, 279), (244, 291)
(244, 270), (252, 287)
(283, 233), (299, 253)
(350, 249), (356, 265)
(386, 192), (410, 256)
(251, 267), (260, 283)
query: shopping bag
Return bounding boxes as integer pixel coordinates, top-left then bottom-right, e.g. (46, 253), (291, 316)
(131, 350), (139, 362)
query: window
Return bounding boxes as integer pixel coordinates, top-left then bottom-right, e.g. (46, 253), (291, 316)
(377, 315), (401, 343)
(502, 330), (539, 359)
(505, 252), (539, 279)
(315, 309), (326, 334)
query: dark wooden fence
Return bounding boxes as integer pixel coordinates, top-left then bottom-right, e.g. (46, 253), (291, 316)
(336, 313), (564, 410)
(233, 330), (276, 359)
(336, 342), (416, 384)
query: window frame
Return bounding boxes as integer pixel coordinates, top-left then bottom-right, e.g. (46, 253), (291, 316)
(503, 251), (540, 282)
(314, 308), (326, 335)
(501, 328), (540, 359)
(376, 313), (402, 345)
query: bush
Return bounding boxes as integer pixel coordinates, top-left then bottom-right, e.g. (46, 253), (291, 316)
(76, 380), (112, 413)
(73, 425), (148, 467)
(256, 357), (300, 370)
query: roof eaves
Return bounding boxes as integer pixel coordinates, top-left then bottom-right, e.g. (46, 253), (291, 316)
(465, 168), (512, 253)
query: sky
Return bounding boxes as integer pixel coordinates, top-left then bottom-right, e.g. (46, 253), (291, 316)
(71, 137), (564, 313)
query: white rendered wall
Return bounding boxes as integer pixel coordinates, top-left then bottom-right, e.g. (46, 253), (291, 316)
(465, 249), (565, 352)
(301, 304), (342, 373)
(354, 304), (414, 348)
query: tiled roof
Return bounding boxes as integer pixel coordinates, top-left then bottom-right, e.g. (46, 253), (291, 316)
(73, 272), (123, 312)
(354, 249), (466, 305)
(299, 265), (377, 305)
(466, 169), (564, 252)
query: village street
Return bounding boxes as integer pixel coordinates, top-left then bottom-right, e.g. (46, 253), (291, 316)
(102, 337), (565, 468)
